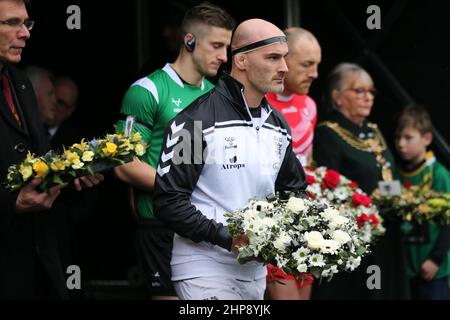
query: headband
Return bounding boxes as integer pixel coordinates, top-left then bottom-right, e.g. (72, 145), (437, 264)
(232, 36), (287, 56)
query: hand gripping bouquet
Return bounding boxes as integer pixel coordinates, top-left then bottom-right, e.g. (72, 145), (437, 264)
(225, 192), (369, 282)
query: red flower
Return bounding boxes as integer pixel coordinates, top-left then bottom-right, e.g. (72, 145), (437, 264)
(323, 169), (341, 189)
(307, 191), (315, 200)
(403, 180), (412, 189)
(352, 193), (372, 207)
(348, 181), (359, 190)
(369, 214), (379, 226)
(356, 213), (370, 229)
(306, 174), (316, 185)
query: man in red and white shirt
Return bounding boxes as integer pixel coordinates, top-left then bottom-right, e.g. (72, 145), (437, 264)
(267, 27), (321, 167)
(266, 27), (322, 300)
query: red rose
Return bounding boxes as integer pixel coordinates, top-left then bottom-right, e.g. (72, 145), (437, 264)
(323, 169), (341, 189)
(306, 174), (316, 185)
(352, 193), (372, 207)
(356, 213), (370, 229)
(403, 180), (412, 189)
(348, 181), (359, 190)
(369, 214), (379, 226)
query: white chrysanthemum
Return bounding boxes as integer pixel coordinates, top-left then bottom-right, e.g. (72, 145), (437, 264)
(321, 265), (339, 278)
(292, 247), (310, 263)
(273, 232), (292, 253)
(297, 263), (308, 273)
(320, 239), (340, 254)
(332, 230), (351, 245)
(320, 207), (340, 221)
(304, 231), (324, 250)
(261, 217), (276, 229)
(305, 216), (318, 227)
(286, 197), (306, 213)
(346, 256), (361, 271)
(309, 253), (326, 267)
(334, 187), (349, 201)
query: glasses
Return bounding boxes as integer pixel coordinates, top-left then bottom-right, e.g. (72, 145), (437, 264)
(0, 18), (34, 31)
(345, 88), (377, 98)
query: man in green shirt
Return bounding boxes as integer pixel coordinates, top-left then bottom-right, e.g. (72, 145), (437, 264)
(395, 104), (450, 300)
(114, 3), (234, 298)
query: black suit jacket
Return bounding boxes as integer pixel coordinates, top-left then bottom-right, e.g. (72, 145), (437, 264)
(0, 64), (68, 299)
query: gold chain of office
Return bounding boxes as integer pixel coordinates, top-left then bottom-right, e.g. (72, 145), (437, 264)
(318, 121), (393, 181)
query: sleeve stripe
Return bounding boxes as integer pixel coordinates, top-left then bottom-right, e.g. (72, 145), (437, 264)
(131, 77), (159, 104)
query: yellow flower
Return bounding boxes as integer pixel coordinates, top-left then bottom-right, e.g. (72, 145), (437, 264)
(50, 160), (66, 172)
(131, 132), (142, 142)
(120, 139), (134, 152)
(19, 164), (33, 180)
(64, 150), (80, 163)
(135, 144), (145, 156)
(102, 142), (117, 156)
(72, 139), (87, 152)
(71, 159), (84, 170)
(33, 161), (49, 177)
(82, 151), (94, 162)
(427, 198), (447, 208)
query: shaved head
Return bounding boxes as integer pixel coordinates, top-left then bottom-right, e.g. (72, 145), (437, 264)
(231, 19), (286, 52)
(284, 27), (319, 47)
(230, 19), (288, 107)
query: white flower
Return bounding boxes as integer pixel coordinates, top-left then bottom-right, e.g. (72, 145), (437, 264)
(309, 253), (326, 267)
(321, 265), (339, 278)
(305, 216), (317, 227)
(332, 230), (351, 245)
(334, 187), (349, 201)
(293, 247), (310, 263)
(304, 231), (324, 250)
(320, 239), (340, 254)
(273, 232), (292, 253)
(71, 159), (84, 170)
(81, 151), (94, 162)
(328, 215), (350, 230)
(276, 255), (289, 269)
(261, 217), (276, 229)
(320, 207), (340, 221)
(326, 191), (335, 201)
(307, 183), (321, 197)
(337, 259), (344, 265)
(286, 197), (306, 213)
(346, 256), (361, 271)
(297, 263), (308, 273)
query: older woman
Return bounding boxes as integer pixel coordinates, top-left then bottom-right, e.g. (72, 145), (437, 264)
(312, 63), (409, 299)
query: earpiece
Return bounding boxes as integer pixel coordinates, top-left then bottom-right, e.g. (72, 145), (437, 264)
(185, 35), (196, 52)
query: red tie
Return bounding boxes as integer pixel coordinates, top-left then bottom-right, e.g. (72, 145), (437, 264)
(2, 74), (21, 126)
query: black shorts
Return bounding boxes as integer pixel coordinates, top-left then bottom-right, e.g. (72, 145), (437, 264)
(134, 220), (175, 296)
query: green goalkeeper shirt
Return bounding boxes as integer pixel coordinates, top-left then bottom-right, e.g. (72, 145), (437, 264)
(117, 63), (214, 219)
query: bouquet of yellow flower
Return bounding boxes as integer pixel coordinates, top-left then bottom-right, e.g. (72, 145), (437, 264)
(372, 186), (450, 225)
(3, 130), (147, 192)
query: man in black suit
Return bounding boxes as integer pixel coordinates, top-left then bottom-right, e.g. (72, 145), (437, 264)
(0, 0), (102, 299)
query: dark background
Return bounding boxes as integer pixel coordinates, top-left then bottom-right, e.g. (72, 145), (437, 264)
(18, 0), (450, 292)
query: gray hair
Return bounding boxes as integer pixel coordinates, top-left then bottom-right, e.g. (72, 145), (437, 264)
(325, 62), (374, 110)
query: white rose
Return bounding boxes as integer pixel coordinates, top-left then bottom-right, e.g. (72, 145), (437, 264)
(297, 263), (308, 273)
(328, 215), (350, 229)
(332, 230), (351, 245)
(286, 197), (306, 213)
(304, 231), (324, 250)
